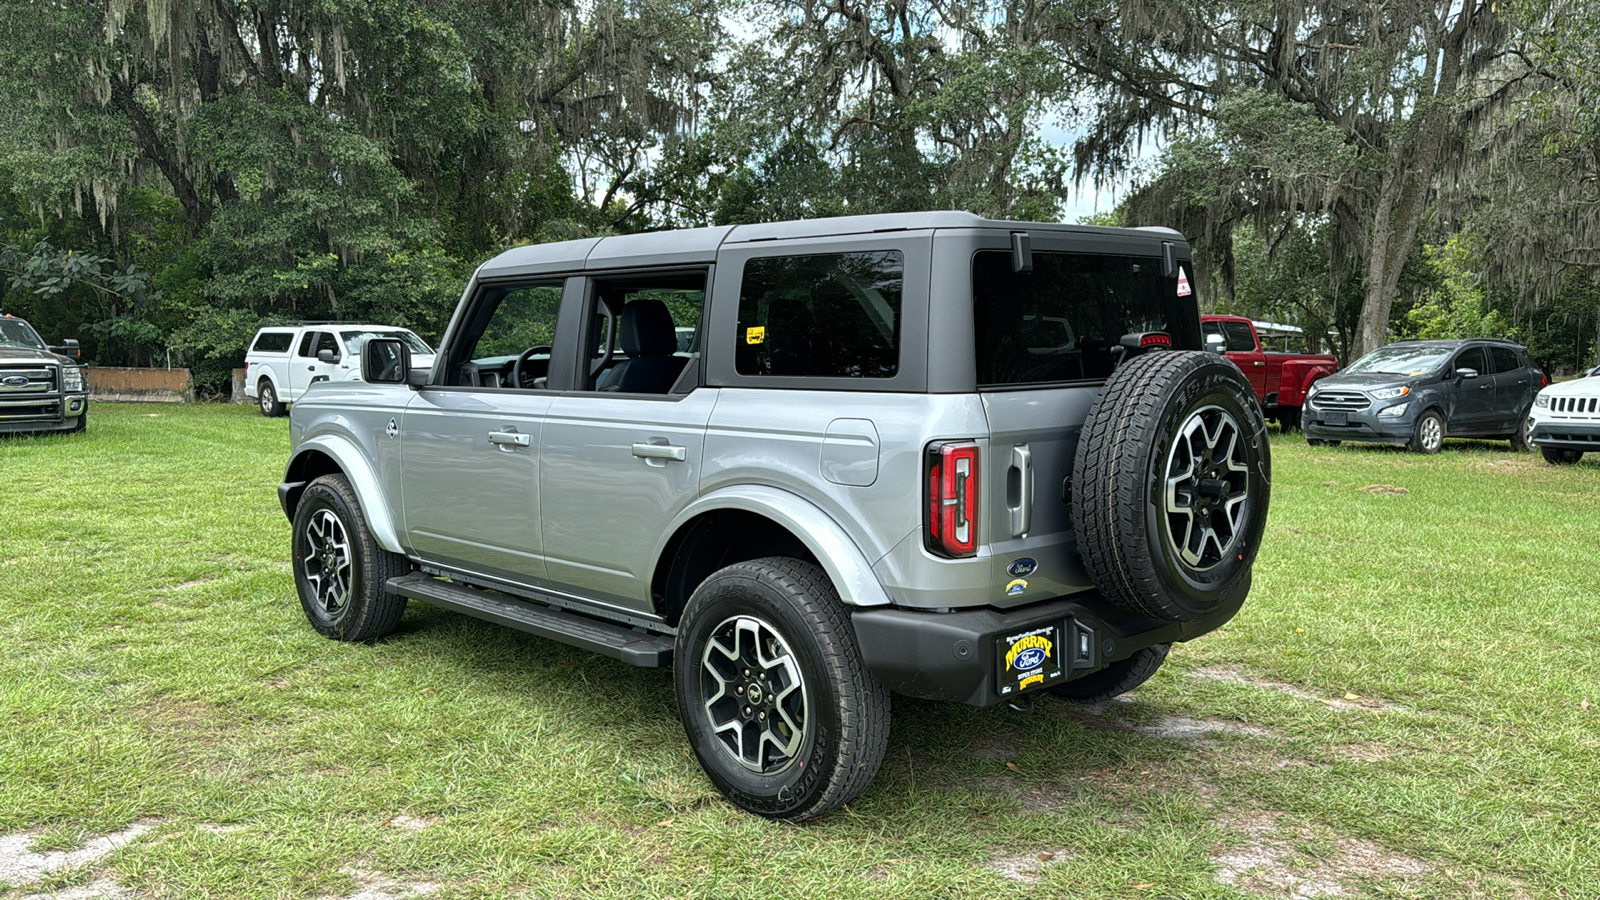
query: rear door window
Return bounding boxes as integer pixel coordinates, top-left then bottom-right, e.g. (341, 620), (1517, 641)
(251, 331), (294, 353)
(1490, 347), (1521, 374)
(973, 250), (1198, 386)
(735, 251), (903, 378)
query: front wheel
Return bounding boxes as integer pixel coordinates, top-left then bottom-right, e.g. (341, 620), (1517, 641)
(1542, 447), (1584, 465)
(674, 558), (890, 821)
(292, 474), (409, 641)
(1408, 410), (1444, 454)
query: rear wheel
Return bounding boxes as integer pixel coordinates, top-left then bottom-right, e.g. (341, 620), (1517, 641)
(259, 379), (285, 417)
(1408, 410), (1444, 454)
(292, 474), (409, 641)
(1306, 438), (1340, 447)
(1510, 409), (1534, 452)
(674, 558), (890, 821)
(1071, 351), (1271, 623)
(1542, 447), (1584, 465)
(1049, 644), (1170, 703)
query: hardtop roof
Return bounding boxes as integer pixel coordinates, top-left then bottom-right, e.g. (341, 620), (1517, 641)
(474, 211), (1187, 279)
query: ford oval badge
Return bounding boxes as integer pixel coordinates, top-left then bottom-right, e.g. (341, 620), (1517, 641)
(1, 375), (28, 387)
(1013, 647), (1047, 670)
(1007, 558), (1037, 578)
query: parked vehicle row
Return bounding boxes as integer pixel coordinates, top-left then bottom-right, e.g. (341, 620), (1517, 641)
(245, 322), (436, 417)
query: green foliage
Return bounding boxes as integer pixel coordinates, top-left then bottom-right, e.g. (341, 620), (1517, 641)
(1399, 235), (1517, 342)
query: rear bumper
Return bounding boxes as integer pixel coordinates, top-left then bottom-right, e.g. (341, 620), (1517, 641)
(852, 587), (1245, 707)
(1530, 420), (1600, 452)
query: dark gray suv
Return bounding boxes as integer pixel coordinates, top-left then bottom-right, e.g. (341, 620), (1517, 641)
(1303, 339), (1542, 453)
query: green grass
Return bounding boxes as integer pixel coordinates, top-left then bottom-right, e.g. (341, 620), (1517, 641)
(1, 403), (1597, 898)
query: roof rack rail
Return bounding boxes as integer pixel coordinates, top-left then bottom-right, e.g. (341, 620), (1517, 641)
(259, 320), (360, 327)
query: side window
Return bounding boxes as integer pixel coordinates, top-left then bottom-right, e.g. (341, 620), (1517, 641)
(1221, 321), (1257, 352)
(450, 282), (564, 388)
(1453, 347), (1487, 375)
(251, 332), (293, 353)
(1490, 347), (1521, 374)
(315, 332), (341, 359)
(736, 251), (903, 378)
(585, 272), (707, 393)
(297, 332), (318, 357)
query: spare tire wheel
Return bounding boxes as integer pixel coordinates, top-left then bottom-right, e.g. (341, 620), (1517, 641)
(1070, 350), (1270, 622)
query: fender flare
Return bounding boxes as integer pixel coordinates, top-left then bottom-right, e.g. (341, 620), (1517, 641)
(283, 433), (405, 554)
(657, 484), (891, 607)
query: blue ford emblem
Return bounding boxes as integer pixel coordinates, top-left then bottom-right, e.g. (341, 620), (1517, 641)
(1, 375), (28, 387)
(1007, 558), (1037, 578)
(1013, 647), (1047, 670)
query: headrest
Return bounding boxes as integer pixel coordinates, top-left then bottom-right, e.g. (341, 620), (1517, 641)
(619, 298), (677, 357)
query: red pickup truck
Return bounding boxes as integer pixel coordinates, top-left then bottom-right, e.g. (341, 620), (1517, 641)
(1201, 315), (1338, 430)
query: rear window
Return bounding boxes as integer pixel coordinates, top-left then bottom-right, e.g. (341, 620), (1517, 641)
(251, 331), (294, 353)
(973, 250), (1199, 386)
(735, 251), (903, 378)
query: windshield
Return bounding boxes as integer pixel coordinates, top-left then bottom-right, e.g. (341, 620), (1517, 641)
(1344, 345), (1451, 376)
(973, 250), (1200, 386)
(340, 330), (432, 355)
(0, 319), (47, 350)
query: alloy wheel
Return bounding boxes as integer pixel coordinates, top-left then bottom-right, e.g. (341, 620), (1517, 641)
(699, 615), (808, 774)
(1420, 415), (1443, 452)
(302, 508), (352, 616)
(1163, 405), (1250, 570)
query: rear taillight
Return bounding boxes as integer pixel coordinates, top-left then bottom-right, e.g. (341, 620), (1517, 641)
(926, 441), (980, 558)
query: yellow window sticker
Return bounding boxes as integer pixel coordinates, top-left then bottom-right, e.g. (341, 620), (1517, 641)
(746, 326), (766, 345)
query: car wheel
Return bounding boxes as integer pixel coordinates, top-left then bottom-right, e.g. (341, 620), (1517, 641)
(69, 409), (87, 434)
(674, 557), (890, 821)
(1049, 644), (1170, 703)
(1306, 438), (1341, 447)
(1541, 447), (1584, 465)
(1278, 407), (1301, 432)
(1510, 409), (1534, 452)
(1071, 351), (1271, 623)
(292, 474), (409, 642)
(1407, 410), (1444, 454)
(259, 380), (285, 417)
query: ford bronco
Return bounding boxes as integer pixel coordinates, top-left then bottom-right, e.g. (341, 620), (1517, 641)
(278, 212), (1271, 820)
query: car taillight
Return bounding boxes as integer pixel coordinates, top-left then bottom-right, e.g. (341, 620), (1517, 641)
(1541, 373), (1550, 387)
(926, 441), (980, 558)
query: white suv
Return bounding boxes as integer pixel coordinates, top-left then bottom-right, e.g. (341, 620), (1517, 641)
(245, 323), (435, 417)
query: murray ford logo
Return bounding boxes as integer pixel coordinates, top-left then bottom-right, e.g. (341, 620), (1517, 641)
(1, 375), (29, 387)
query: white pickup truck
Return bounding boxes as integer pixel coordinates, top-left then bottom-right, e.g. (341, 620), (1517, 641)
(244, 322), (435, 416)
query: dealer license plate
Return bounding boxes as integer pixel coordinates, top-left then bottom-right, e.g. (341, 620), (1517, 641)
(1324, 411), (1348, 425)
(995, 623), (1068, 696)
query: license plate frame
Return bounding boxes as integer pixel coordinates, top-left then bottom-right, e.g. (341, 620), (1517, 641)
(1324, 411), (1348, 426)
(995, 622), (1068, 697)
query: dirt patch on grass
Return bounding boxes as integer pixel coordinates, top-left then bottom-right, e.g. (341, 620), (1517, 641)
(1357, 484), (1409, 495)
(1212, 811), (1433, 898)
(0, 820), (155, 893)
(1189, 667), (1408, 712)
(987, 848), (1072, 884)
(964, 735), (1019, 759)
(334, 868), (440, 899)
(1134, 715), (1272, 739)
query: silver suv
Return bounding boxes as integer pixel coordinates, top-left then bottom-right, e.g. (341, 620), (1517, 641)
(278, 212), (1271, 820)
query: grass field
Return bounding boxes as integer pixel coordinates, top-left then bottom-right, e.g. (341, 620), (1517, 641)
(2, 402), (1598, 899)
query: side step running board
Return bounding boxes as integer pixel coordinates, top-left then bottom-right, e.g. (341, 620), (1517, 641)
(387, 572), (673, 667)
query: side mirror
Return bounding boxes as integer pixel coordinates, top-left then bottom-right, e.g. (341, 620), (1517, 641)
(316, 348), (339, 364)
(1455, 367), (1478, 380)
(362, 338), (410, 384)
(1205, 333), (1227, 354)
(50, 338), (80, 358)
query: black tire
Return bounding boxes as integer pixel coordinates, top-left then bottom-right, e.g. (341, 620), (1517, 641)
(259, 379), (285, 417)
(69, 408), (87, 433)
(1542, 447), (1584, 465)
(291, 474), (409, 642)
(674, 557), (890, 821)
(1510, 408), (1534, 452)
(1278, 406), (1301, 432)
(1049, 644), (1170, 703)
(1071, 351), (1271, 622)
(1407, 410), (1444, 454)
(1306, 438), (1340, 447)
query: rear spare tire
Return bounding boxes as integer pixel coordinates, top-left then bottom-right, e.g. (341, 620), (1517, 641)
(1071, 350), (1271, 622)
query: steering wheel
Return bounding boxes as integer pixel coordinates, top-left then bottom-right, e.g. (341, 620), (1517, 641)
(511, 346), (552, 389)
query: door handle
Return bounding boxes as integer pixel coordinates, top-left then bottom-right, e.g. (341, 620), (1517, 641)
(632, 442), (686, 462)
(1008, 445), (1033, 537)
(1479, 384), (1492, 391)
(307, 366), (316, 371)
(488, 429), (531, 447)
(1252, 361), (1265, 367)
